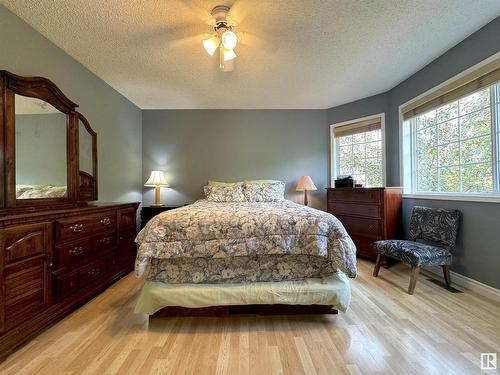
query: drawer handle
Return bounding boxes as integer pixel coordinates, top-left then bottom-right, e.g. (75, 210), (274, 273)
(100, 218), (111, 226)
(100, 237), (111, 245)
(88, 268), (101, 278)
(69, 246), (85, 256)
(70, 223), (85, 233)
(69, 281), (75, 288)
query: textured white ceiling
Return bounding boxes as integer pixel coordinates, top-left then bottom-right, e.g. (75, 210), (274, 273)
(3, 0), (500, 109)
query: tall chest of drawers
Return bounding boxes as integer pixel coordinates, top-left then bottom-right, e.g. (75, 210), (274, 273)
(0, 202), (139, 359)
(326, 187), (402, 259)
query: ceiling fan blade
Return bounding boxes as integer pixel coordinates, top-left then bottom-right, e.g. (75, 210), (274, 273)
(237, 31), (279, 53)
(178, 0), (214, 25)
(227, 0), (251, 26)
(167, 33), (211, 49)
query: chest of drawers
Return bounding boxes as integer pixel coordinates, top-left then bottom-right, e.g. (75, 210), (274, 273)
(327, 187), (402, 259)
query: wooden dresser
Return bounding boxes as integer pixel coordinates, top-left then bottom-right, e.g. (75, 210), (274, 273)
(326, 187), (402, 259)
(0, 71), (141, 359)
(0, 202), (139, 358)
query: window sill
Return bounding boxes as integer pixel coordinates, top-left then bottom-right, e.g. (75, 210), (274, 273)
(403, 193), (500, 203)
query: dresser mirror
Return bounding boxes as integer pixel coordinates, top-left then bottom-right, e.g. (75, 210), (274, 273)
(0, 70), (98, 210)
(79, 118), (93, 175)
(15, 94), (68, 200)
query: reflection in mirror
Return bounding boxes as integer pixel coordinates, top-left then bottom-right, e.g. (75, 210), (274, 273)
(15, 94), (68, 199)
(79, 119), (93, 175)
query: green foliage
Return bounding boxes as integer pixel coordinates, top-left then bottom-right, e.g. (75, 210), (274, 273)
(336, 129), (382, 187)
(414, 87), (495, 193)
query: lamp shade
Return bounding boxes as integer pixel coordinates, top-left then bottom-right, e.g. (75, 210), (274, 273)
(144, 171), (170, 187)
(202, 35), (220, 56)
(223, 47), (237, 61)
(296, 176), (317, 191)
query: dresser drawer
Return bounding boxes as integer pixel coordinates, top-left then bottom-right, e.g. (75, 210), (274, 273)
(79, 259), (106, 287)
(55, 239), (92, 268)
(54, 271), (79, 301)
(56, 211), (116, 243)
(119, 228), (137, 252)
(92, 231), (116, 253)
(327, 188), (381, 203)
(118, 207), (136, 230)
(106, 252), (121, 274)
(329, 202), (381, 219)
(336, 215), (381, 238)
(350, 234), (378, 259)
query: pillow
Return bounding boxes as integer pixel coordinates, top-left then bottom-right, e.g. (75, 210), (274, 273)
(244, 179), (282, 184)
(204, 185), (246, 202)
(243, 181), (285, 202)
(207, 180), (242, 187)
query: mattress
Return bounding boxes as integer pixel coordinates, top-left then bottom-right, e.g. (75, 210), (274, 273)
(135, 272), (352, 314)
(147, 255), (337, 284)
(135, 199), (357, 279)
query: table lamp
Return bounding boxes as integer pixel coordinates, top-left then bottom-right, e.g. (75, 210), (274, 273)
(144, 171), (170, 206)
(296, 176), (317, 206)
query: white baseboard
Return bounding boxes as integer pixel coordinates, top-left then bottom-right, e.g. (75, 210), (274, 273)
(421, 267), (500, 303)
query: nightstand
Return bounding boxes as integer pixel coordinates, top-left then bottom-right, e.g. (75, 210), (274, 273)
(140, 206), (182, 228)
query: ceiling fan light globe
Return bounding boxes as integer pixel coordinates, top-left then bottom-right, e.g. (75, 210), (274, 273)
(202, 36), (220, 56)
(221, 30), (238, 49)
(223, 48), (237, 61)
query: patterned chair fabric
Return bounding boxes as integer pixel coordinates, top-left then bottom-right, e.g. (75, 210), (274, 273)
(408, 206), (460, 248)
(372, 240), (452, 266)
(373, 206), (460, 267)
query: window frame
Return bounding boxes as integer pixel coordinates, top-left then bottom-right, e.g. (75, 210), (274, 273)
(330, 113), (387, 188)
(399, 53), (500, 203)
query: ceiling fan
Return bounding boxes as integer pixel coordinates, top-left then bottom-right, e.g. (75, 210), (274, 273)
(202, 5), (238, 72)
(165, 2), (275, 73)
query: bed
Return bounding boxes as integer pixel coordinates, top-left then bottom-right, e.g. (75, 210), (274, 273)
(134, 181), (357, 315)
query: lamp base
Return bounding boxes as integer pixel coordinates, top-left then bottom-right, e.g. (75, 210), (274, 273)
(304, 190), (308, 206)
(153, 186), (163, 206)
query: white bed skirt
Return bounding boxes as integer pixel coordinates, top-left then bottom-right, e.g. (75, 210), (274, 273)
(134, 272), (351, 314)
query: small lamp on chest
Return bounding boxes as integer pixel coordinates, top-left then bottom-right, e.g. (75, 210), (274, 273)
(296, 176), (317, 206)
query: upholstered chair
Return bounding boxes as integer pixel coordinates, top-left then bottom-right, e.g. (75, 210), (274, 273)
(372, 206), (461, 294)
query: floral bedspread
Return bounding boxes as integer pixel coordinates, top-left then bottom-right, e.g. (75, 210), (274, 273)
(16, 184), (67, 199)
(135, 199), (357, 278)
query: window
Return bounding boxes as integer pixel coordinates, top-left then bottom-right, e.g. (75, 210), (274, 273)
(331, 115), (384, 187)
(401, 63), (500, 197)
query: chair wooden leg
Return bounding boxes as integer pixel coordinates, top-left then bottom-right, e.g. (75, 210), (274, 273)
(442, 265), (451, 288)
(373, 254), (383, 277)
(408, 266), (420, 295)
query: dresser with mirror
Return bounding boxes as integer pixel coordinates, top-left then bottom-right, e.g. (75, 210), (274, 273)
(0, 71), (139, 359)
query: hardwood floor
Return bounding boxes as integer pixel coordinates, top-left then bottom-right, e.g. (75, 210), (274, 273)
(1, 259), (499, 375)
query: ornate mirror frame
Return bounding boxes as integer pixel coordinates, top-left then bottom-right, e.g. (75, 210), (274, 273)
(77, 113), (98, 201)
(0, 71), (98, 211)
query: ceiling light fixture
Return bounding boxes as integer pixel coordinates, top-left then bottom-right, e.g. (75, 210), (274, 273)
(202, 5), (238, 72)
(202, 35), (220, 56)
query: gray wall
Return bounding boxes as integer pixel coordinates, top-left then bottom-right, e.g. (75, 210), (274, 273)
(327, 16), (500, 288)
(142, 110), (328, 209)
(0, 5), (142, 203)
(16, 114), (67, 186)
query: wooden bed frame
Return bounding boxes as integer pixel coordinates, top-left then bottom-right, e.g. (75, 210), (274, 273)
(151, 304), (338, 317)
